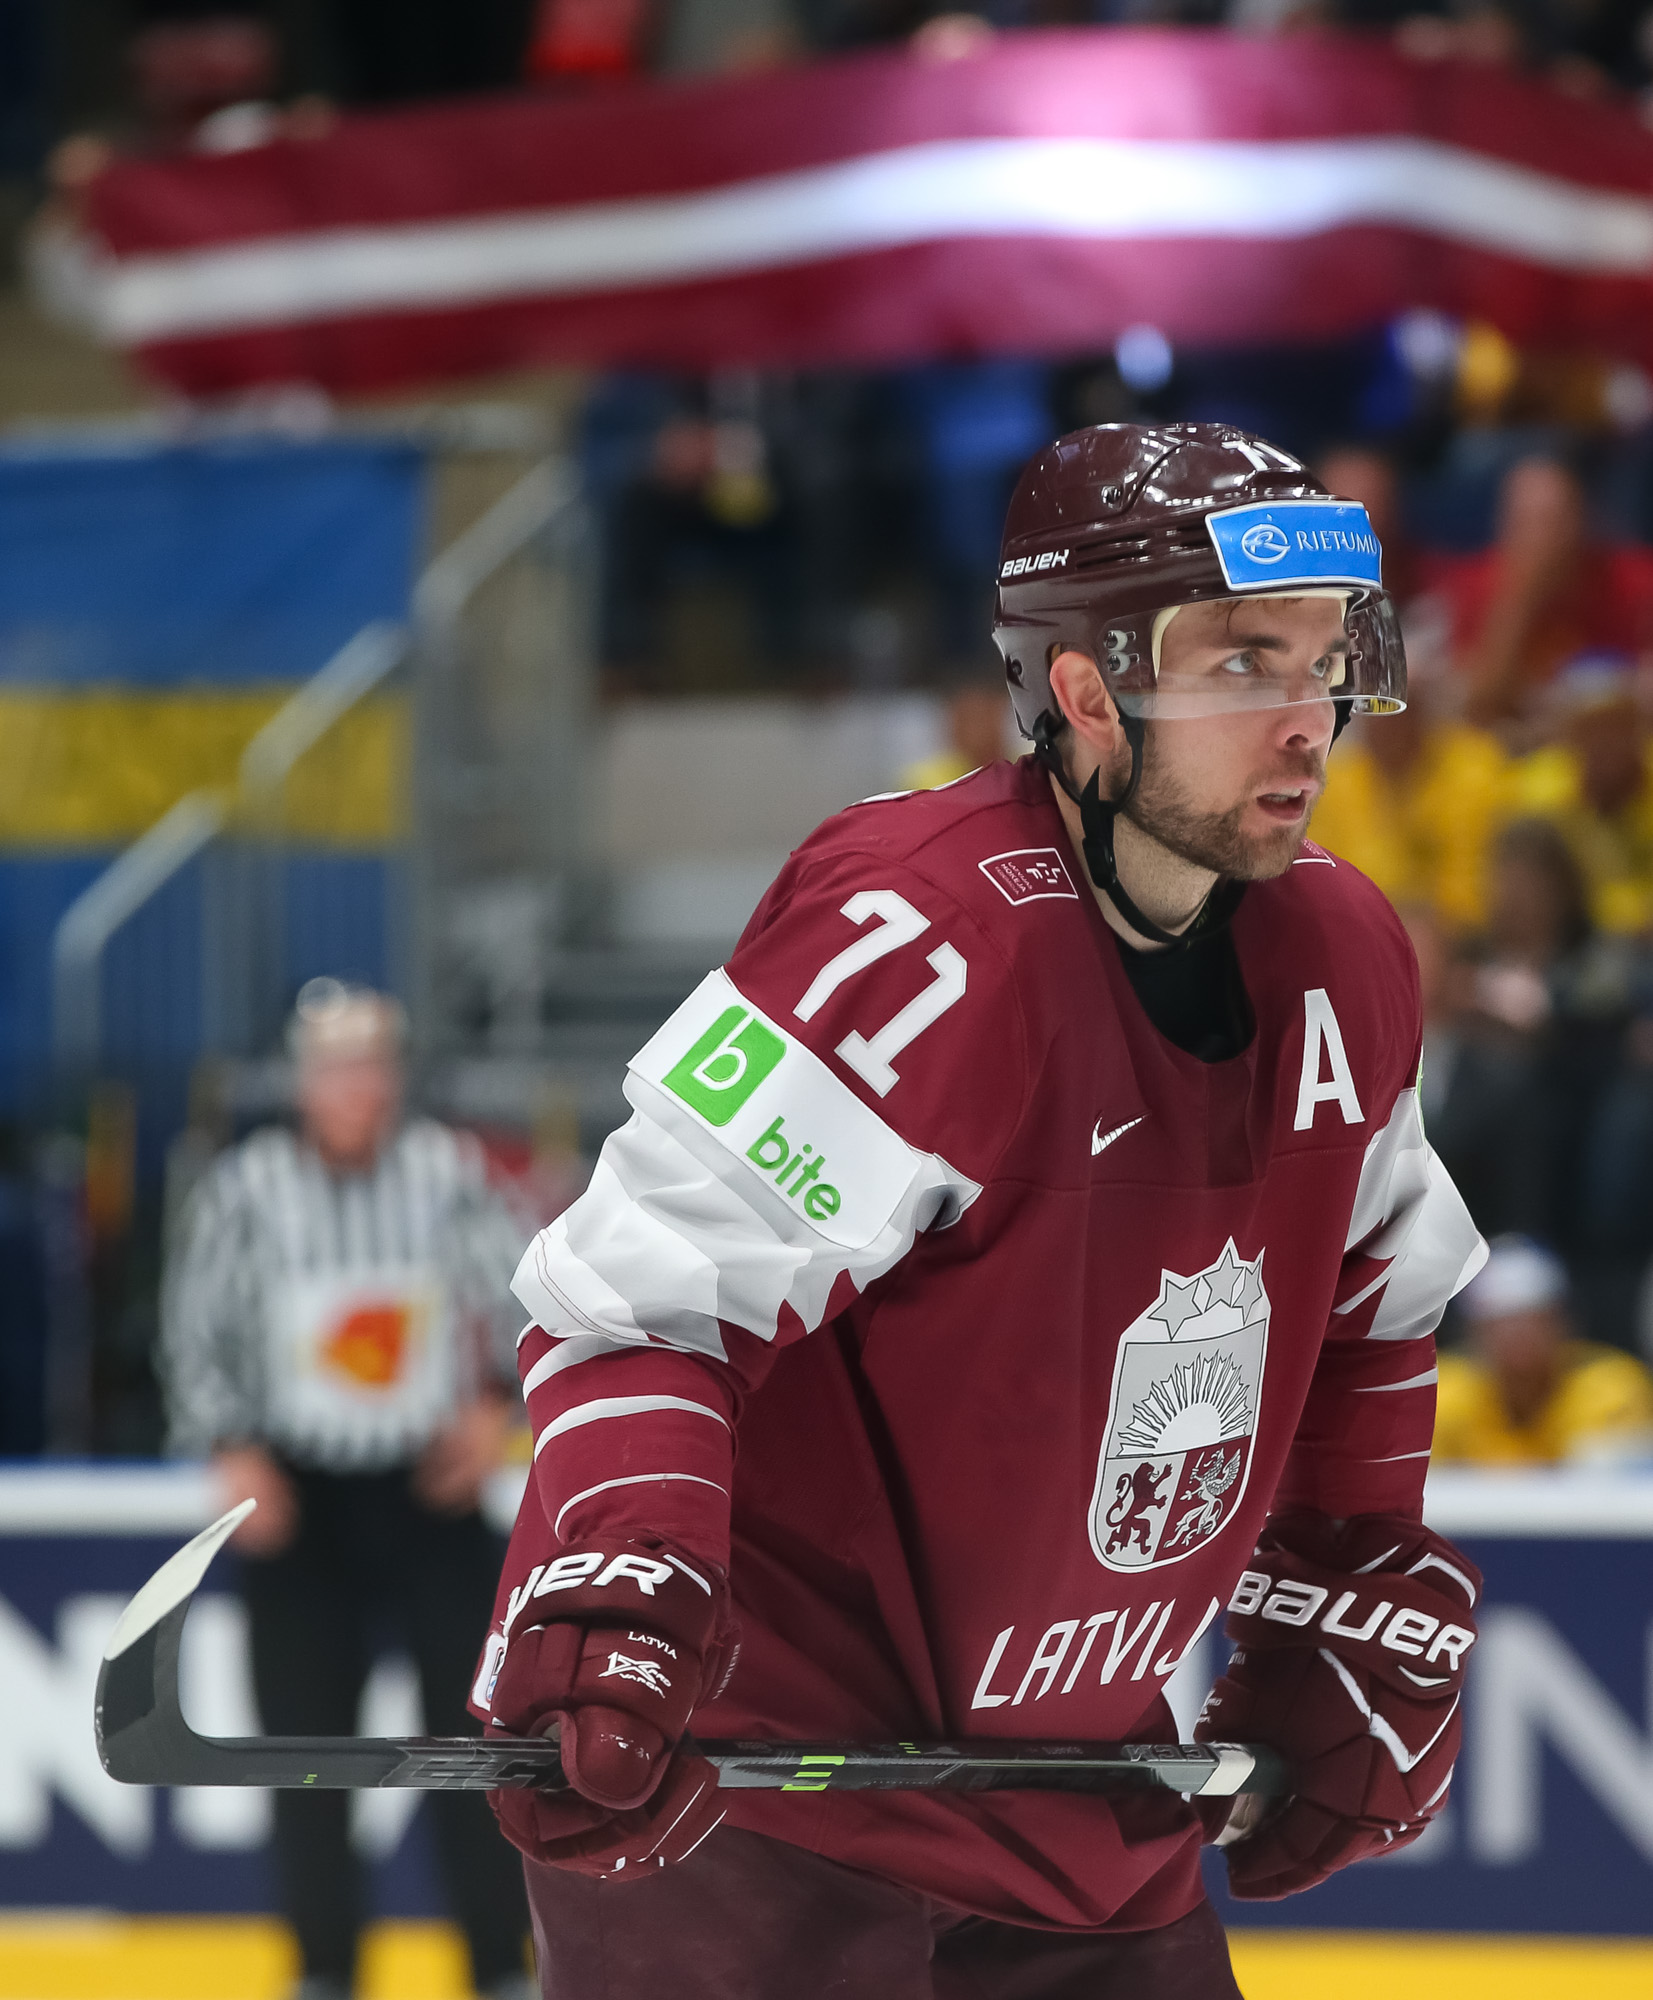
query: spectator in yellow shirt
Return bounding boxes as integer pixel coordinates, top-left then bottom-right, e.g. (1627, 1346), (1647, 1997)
(1510, 657), (1653, 936)
(1310, 700), (1510, 933)
(1434, 1236), (1653, 1465)
(1310, 442), (1510, 931)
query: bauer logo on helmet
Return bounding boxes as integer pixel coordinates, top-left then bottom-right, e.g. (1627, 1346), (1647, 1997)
(999, 549), (1071, 578)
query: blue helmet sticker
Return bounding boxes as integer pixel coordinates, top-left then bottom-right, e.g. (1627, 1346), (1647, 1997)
(1206, 500), (1383, 593)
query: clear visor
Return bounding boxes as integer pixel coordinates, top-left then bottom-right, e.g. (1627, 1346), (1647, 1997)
(1112, 591), (1407, 721)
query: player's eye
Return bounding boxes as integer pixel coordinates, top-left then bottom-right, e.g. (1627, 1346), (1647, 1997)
(1312, 653), (1348, 687)
(1217, 650), (1260, 677)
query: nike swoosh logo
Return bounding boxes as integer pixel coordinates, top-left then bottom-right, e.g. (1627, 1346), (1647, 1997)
(1091, 1116), (1145, 1157)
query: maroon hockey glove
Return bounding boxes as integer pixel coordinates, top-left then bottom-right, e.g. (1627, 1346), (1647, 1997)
(1195, 1511), (1480, 1901)
(483, 1535), (736, 1877)
(490, 1743), (727, 1878)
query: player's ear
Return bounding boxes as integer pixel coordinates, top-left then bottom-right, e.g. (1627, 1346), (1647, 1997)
(1049, 650), (1124, 764)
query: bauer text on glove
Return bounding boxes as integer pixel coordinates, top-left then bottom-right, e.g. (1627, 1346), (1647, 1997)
(1195, 1511), (1480, 1900)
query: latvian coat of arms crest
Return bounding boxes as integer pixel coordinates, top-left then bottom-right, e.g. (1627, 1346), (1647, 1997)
(1088, 1240), (1267, 1573)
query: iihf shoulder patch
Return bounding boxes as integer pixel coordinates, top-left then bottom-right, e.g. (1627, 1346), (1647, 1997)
(979, 847), (1079, 905)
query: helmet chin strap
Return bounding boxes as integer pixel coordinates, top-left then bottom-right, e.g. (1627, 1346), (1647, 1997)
(1034, 712), (1245, 951)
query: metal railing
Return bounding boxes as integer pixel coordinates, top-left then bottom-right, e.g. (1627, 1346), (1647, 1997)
(50, 456), (578, 1084)
(51, 795), (226, 1079)
(235, 618), (409, 811)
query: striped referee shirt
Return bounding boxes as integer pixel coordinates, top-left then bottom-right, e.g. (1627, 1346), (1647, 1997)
(160, 1119), (526, 1473)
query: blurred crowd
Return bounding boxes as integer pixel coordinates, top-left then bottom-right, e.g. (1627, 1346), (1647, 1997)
(27, 0), (1653, 705)
(575, 327), (1653, 695)
(24, 0), (1653, 135)
(1312, 439), (1653, 1389)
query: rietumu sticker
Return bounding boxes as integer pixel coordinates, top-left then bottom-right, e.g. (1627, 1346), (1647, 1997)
(1205, 499), (1383, 593)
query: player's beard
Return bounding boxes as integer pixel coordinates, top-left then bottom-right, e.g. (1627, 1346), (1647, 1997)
(1120, 727), (1325, 881)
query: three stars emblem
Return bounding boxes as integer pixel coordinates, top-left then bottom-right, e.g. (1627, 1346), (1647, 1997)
(1146, 1240), (1265, 1338)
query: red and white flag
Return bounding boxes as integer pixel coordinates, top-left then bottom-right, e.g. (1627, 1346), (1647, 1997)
(46, 29), (1653, 396)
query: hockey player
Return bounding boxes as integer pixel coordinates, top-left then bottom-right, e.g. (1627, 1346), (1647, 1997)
(472, 424), (1488, 1996)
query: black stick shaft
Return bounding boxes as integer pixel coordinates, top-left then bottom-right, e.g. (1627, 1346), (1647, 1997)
(95, 1605), (1283, 1796)
(94, 1508), (1288, 1799)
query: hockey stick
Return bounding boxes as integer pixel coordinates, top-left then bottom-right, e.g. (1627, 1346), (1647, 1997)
(96, 1504), (1287, 1799)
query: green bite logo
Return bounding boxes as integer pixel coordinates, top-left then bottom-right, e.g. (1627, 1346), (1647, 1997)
(663, 1005), (785, 1125)
(662, 1004), (844, 1223)
(744, 1115), (841, 1222)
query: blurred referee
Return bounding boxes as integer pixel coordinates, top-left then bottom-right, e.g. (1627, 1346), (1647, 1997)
(160, 980), (531, 2000)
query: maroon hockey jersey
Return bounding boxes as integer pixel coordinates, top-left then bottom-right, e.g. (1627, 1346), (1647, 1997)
(476, 756), (1484, 1930)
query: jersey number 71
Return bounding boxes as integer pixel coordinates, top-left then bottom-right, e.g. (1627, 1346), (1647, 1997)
(793, 891), (967, 1097)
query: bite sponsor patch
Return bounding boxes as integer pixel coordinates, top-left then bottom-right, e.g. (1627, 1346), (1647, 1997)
(979, 847), (1079, 906)
(630, 970), (925, 1249)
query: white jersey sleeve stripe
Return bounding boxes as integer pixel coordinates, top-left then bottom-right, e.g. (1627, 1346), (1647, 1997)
(552, 1472), (730, 1539)
(1353, 1366), (1439, 1393)
(521, 1333), (646, 1399)
(511, 970), (981, 1359)
(533, 1395), (731, 1456)
(1339, 1088), (1486, 1342)
(1332, 1264), (1391, 1318)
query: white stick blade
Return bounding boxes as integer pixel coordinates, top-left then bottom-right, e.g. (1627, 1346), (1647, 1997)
(102, 1500), (255, 1661)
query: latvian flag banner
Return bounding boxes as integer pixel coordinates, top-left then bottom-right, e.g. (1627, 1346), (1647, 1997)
(48, 30), (1653, 396)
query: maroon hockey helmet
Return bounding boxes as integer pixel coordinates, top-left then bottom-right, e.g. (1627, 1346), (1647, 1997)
(992, 423), (1406, 755)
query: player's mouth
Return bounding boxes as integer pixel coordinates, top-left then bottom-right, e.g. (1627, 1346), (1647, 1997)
(1253, 787), (1315, 823)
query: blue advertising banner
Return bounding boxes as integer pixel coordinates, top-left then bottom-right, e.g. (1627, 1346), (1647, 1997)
(0, 1468), (509, 1916)
(1, 1467), (1650, 1931)
(0, 441), (422, 688)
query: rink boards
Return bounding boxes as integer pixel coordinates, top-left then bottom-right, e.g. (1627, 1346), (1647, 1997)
(0, 1464), (1649, 1944)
